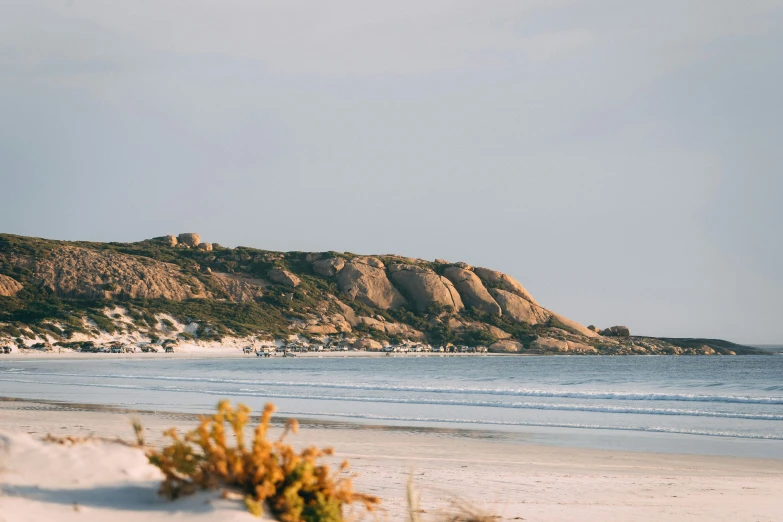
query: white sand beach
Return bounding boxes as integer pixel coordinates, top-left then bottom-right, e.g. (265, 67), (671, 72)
(1, 400), (781, 522)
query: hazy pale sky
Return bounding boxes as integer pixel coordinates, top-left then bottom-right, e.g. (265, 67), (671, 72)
(1, 0), (781, 344)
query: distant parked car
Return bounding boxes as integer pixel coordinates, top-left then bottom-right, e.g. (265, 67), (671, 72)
(1, 346), (11, 354)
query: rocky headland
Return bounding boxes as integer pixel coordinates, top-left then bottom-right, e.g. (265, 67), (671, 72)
(0, 233), (761, 355)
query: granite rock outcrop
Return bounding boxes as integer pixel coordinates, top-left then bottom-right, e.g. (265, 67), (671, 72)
(443, 267), (501, 316)
(267, 269), (301, 288)
(388, 263), (464, 313)
(32, 247), (207, 300)
(313, 257), (345, 277)
(336, 260), (406, 310)
(0, 274), (23, 297)
(177, 233), (201, 248)
(489, 288), (549, 325)
(600, 326), (631, 337)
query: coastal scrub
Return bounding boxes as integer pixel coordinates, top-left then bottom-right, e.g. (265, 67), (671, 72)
(146, 401), (379, 521)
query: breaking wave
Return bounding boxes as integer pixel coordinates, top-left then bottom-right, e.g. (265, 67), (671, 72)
(2, 369), (783, 405)
(277, 410), (783, 440)
(2, 376), (783, 422)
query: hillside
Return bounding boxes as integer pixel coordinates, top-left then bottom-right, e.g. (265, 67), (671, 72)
(0, 232), (762, 355)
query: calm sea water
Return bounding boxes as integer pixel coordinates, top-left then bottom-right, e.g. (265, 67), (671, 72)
(2, 355), (783, 458)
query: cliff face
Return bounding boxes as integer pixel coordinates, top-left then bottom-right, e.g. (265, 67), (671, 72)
(0, 233), (760, 355)
(0, 274), (23, 297)
(32, 246), (209, 301)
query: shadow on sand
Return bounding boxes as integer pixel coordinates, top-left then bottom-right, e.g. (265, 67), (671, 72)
(2, 483), (243, 514)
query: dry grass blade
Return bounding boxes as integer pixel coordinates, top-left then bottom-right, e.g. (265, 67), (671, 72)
(440, 501), (501, 522)
(406, 472), (422, 522)
(407, 473), (500, 522)
(42, 433), (140, 448)
(131, 418), (145, 447)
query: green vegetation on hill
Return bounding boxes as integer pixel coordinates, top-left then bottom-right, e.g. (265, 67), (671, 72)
(0, 233), (765, 355)
(0, 233), (511, 346)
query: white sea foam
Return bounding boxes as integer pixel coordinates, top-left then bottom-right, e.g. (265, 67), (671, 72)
(2, 368), (783, 405)
(2, 376), (783, 422)
(3, 358), (783, 447)
(277, 410), (783, 440)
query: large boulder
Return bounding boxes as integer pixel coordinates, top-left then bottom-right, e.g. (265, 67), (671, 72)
(488, 339), (524, 353)
(336, 260), (406, 310)
(473, 267), (538, 305)
(267, 269), (301, 288)
(489, 289), (549, 325)
(530, 338), (595, 354)
(461, 321), (512, 340)
(357, 316), (425, 340)
(529, 337), (570, 352)
(197, 242), (213, 252)
(0, 274), (23, 297)
(353, 256), (385, 269)
(323, 312), (353, 333)
(443, 267), (501, 316)
(446, 316), (465, 329)
(388, 263), (464, 313)
(358, 316), (386, 331)
(313, 257), (345, 277)
(600, 325), (631, 337)
(440, 277), (464, 312)
(177, 233), (201, 247)
(330, 296), (359, 326)
(485, 324), (512, 340)
(381, 321), (425, 341)
(151, 235), (178, 247)
(567, 341), (598, 354)
(353, 338), (383, 351)
(305, 324), (339, 335)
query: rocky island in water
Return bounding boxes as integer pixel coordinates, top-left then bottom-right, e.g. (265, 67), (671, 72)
(0, 232), (760, 356)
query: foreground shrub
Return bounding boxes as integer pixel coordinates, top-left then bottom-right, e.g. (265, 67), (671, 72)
(146, 401), (379, 521)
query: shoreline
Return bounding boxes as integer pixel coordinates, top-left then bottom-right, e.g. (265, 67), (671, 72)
(3, 348), (772, 360)
(0, 349), (537, 360)
(3, 395), (782, 459)
(1, 397), (782, 521)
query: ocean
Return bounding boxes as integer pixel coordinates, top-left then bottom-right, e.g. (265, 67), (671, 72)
(2, 354), (783, 458)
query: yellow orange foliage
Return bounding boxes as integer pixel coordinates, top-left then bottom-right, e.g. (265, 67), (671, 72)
(146, 401), (380, 521)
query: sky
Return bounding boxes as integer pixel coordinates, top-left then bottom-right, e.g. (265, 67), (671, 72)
(1, 0), (782, 344)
